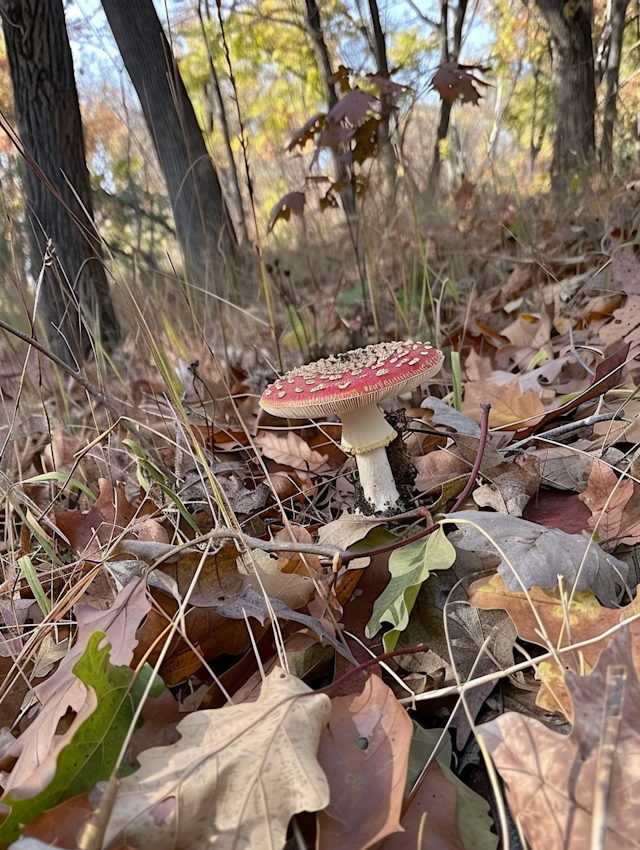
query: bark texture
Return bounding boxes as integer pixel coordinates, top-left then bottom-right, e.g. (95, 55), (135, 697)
(599, 0), (630, 174)
(102, 0), (237, 296)
(0, 0), (120, 364)
(535, 0), (596, 192)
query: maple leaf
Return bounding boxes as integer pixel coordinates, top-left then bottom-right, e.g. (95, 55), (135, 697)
(431, 62), (491, 106)
(326, 87), (377, 127)
(479, 627), (640, 849)
(103, 668), (330, 850)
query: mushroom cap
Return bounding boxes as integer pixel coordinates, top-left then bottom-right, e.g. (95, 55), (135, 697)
(259, 341), (444, 419)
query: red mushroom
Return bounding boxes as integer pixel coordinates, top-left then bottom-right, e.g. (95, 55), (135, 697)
(259, 341), (444, 512)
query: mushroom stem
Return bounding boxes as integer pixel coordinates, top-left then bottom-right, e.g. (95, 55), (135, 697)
(355, 446), (401, 512)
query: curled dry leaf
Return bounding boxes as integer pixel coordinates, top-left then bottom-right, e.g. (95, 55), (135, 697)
(103, 668), (330, 850)
(472, 453), (540, 516)
(578, 458), (634, 547)
(326, 87), (377, 127)
(267, 191), (305, 232)
(480, 627), (640, 849)
(316, 676), (413, 850)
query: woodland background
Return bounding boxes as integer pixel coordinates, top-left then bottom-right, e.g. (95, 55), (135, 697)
(0, 0), (639, 849)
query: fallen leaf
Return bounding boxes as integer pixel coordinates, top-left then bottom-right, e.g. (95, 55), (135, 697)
(462, 378), (545, 429)
(103, 668), (330, 850)
(3, 577), (150, 796)
(479, 627), (640, 849)
(366, 527), (456, 651)
(0, 632), (163, 844)
(255, 431), (330, 472)
(468, 572), (640, 715)
(413, 450), (470, 494)
(472, 453), (540, 516)
(381, 724), (497, 850)
(215, 584), (354, 661)
(316, 676), (413, 850)
(578, 458), (634, 546)
(447, 511), (628, 606)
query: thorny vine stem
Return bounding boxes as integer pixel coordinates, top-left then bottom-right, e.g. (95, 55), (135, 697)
(339, 402), (492, 565)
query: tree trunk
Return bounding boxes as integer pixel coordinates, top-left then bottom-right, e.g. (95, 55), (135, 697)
(198, 1), (249, 245)
(367, 0), (398, 211)
(0, 0), (120, 364)
(535, 0), (596, 193)
(303, 0), (357, 217)
(101, 0), (237, 298)
(600, 0), (630, 174)
(426, 0), (468, 198)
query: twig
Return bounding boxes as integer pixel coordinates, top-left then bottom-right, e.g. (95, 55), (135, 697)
(313, 643), (429, 697)
(508, 411), (621, 451)
(340, 403), (492, 564)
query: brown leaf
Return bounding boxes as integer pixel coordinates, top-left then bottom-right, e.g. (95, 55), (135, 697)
(578, 459), (634, 547)
(53, 479), (136, 560)
(326, 87), (377, 126)
(285, 112), (326, 152)
(255, 430), (330, 472)
(431, 61), (491, 105)
(2, 577), (150, 797)
(103, 669), (330, 850)
(479, 627), (640, 849)
(316, 676), (412, 850)
(462, 377), (545, 430)
(267, 191), (305, 232)
(468, 572), (640, 715)
(413, 450), (470, 494)
(472, 453), (541, 516)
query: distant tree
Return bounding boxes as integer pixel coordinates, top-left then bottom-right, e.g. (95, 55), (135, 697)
(534, 0), (596, 192)
(0, 0), (120, 364)
(598, 0), (631, 174)
(101, 0), (238, 298)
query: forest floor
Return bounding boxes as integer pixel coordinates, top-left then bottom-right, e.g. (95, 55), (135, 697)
(1, 182), (640, 849)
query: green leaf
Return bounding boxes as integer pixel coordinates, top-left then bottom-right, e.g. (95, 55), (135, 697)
(365, 527), (455, 651)
(0, 631), (163, 844)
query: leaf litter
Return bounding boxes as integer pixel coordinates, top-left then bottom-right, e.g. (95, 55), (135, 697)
(2, 243), (640, 850)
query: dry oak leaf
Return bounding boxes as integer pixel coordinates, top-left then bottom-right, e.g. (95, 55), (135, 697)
(578, 458), (634, 547)
(468, 573), (640, 717)
(413, 450), (470, 494)
(255, 430), (330, 472)
(316, 676), (413, 850)
(479, 627), (640, 850)
(461, 378), (544, 430)
(103, 668), (330, 850)
(2, 577), (150, 797)
(326, 87), (377, 126)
